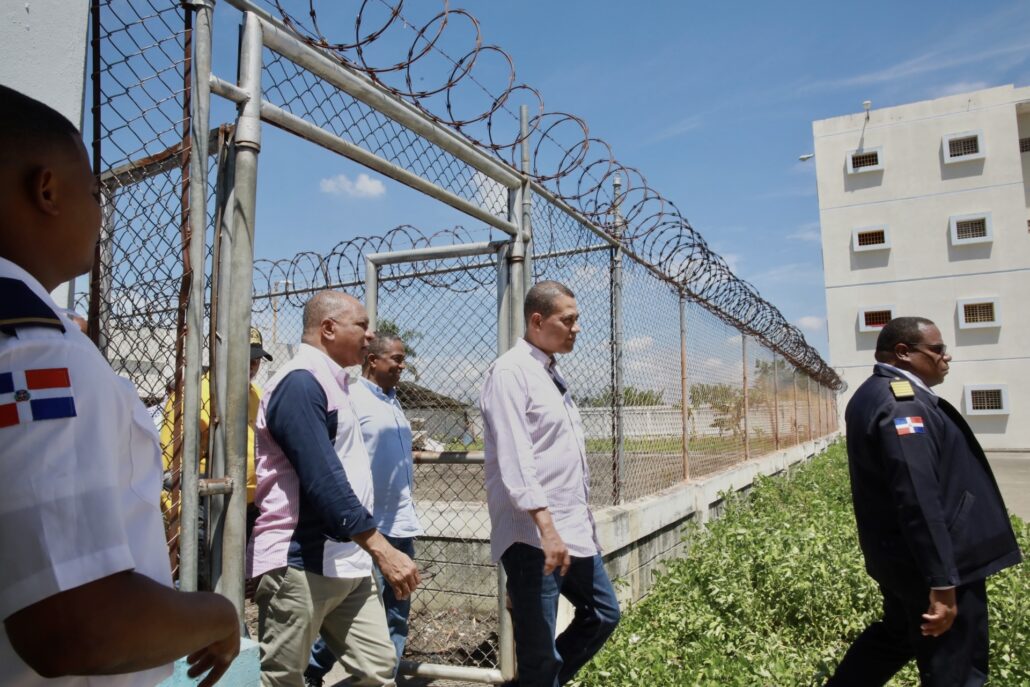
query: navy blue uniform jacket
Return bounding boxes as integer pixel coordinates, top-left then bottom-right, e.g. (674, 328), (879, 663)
(845, 365), (1021, 595)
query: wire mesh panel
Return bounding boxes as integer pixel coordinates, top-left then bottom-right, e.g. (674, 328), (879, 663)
(684, 302), (747, 478)
(530, 205), (617, 506)
(89, 0), (212, 578)
(616, 260), (686, 501)
(376, 260), (500, 669)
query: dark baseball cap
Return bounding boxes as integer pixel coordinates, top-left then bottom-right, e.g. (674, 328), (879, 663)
(250, 327), (273, 361)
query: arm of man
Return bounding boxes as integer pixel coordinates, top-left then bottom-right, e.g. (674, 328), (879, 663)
(876, 400), (959, 635)
(266, 371), (418, 597)
(0, 349), (239, 686)
(6, 572), (238, 687)
(483, 369), (569, 575)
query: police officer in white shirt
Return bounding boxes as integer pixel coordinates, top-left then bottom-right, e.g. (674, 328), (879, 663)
(0, 85), (239, 686)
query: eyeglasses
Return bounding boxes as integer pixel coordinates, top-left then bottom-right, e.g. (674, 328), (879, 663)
(904, 342), (947, 357)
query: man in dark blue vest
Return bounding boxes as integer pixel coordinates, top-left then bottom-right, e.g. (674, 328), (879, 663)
(827, 316), (1021, 686)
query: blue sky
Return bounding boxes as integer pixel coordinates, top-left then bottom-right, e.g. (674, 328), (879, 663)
(206, 1), (1030, 357)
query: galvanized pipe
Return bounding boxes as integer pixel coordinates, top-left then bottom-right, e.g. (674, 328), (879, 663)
(771, 353), (780, 450)
(208, 128), (237, 591)
(742, 336), (749, 461)
(179, 0), (214, 592)
(258, 101), (518, 237)
(364, 256), (378, 331)
(494, 238), (514, 682)
(209, 74), (250, 104)
(366, 241), (502, 266)
(610, 177), (625, 504)
(679, 291), (690, 481)
(218, 10), (263, 624)
(399, 660), (503, 685)
(520, 105), (533, 297)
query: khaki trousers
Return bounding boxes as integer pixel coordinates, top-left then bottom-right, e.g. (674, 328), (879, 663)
(256, 567), (396, 687)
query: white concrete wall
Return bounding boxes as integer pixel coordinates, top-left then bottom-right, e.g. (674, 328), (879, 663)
(813, 85), (1030, 449)
(0, 0), (91, 309)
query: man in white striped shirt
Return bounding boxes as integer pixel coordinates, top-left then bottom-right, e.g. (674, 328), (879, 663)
(480, 280), (620, 686)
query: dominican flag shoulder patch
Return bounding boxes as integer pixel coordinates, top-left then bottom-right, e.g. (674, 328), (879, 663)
(0, 368), (77, 429)
(894, 416), (925, 436)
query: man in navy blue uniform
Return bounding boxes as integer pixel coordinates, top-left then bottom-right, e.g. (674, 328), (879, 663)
(826, 316), (1021, 687)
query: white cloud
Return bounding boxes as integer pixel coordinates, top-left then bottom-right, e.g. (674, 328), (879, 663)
(319, 173), (387, 199)
(787, 222), (821, 242)
(625, 335), (654, 352)
(647, 114), (703, 144)
(749, 262), (822, 286)
(797, 315), (825, 333)
(931, 80), (992, 98)
(720, 252), (742, 273)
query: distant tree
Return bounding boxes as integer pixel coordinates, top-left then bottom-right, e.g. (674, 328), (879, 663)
(690, 382), (745, 437)
(581, 385), (665, 407)
(373, 318), (423, 380)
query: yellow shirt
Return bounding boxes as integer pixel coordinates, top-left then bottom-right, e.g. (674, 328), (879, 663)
(160, 374), (260, 507)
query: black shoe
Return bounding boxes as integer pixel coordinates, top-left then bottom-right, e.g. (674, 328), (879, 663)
(304, 676), (324, 687)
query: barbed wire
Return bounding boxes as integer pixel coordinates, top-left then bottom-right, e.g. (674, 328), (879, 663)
(264, 0), (843, 390)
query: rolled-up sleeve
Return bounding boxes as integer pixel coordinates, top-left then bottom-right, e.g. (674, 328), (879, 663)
(266, 370), (375, 541)
(482, 369), (548, 511)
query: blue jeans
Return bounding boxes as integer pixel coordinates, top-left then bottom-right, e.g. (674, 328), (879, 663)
(305, 535), (415, 681)
(501, 543), (620, 686)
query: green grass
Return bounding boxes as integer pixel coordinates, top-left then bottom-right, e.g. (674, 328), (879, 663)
(572, 442), (1030, 686)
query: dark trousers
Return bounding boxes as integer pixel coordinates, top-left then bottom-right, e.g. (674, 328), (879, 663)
(501, 543), (621, 687)
(826, 580), (989, 687)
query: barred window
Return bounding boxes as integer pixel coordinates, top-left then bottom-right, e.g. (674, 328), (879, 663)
(1020, 137), (1030, 153)
(856, 229), (886, 246)
(970, 389), (1004, 411)
(948, 135), (980, 158)
(962, 302), (995, 324)
(851, 152), (879, 169)
(955, 218), (987, 241)
(863, 310), (892, 328)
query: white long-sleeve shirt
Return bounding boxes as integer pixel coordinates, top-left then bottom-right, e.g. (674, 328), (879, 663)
(480, 338), (599, 562)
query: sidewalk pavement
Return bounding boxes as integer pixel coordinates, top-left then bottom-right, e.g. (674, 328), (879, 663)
(986, 451), (1030, 521)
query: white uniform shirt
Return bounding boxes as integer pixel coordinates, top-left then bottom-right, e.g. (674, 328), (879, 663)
(0, 258), (173, 686)
(480, 338), (599, 562)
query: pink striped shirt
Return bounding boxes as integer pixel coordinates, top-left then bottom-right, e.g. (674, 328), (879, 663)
(248, 344), (374, 578)
(480, 338), (599, 562)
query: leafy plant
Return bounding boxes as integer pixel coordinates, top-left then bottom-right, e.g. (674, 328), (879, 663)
(573, 442), (1030, 686)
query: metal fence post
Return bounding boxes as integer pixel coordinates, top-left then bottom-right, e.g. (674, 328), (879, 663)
(610, 176), (625, 504)
(179, 0), (214, 592)
(774, 361), (781, 446)
(679, 290), (689, 481)
(741, 336), (750, 460)
(218, 10), (262, 625)
(806, 376), (813, 442)
(793, 369), (800, 446)
(207, 125), (236, 590)
(496, 106), (533, 684)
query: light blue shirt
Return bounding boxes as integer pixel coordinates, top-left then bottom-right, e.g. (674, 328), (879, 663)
(352, 376), (422, 538)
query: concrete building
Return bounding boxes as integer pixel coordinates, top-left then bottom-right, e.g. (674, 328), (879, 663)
(813, 84), (1030, 450)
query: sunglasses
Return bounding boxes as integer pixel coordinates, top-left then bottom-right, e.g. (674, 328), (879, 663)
(904, 342), (947, 357)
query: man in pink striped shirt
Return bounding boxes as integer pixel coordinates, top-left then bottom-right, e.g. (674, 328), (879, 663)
(480, 281), (620, 686)
(248, 291), (419, 687)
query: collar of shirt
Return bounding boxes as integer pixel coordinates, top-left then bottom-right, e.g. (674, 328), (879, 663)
(297, 342), (350, 392)
(0, 257), (58, 309)
(876, 362), (936, 397)
(358, 375), (396, 401)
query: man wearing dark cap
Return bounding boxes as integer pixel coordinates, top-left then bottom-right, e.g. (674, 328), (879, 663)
(162, 325), (273, 539)
(826, 316), (1021, 687)
(0, 85), (239, 685)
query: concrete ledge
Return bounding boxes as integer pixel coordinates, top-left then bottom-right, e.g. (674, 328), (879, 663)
(158, 638), (260, 687)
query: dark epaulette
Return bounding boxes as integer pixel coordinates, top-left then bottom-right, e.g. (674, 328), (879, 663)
(0, 277), (66, 336)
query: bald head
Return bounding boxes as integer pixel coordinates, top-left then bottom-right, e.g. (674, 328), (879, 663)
(302, 291), (361, 335)
(301, 291), (372, 367)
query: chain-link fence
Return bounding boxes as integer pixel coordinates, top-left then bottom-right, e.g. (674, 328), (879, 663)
(86, 0), (842, 680)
